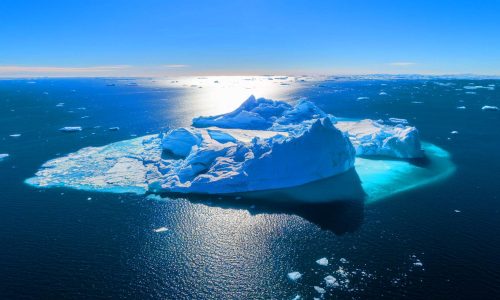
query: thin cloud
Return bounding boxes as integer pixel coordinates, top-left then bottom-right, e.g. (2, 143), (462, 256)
(163, 64), (189, 68)
(389, 62), (417, 67)
(0, 65), (131, 73)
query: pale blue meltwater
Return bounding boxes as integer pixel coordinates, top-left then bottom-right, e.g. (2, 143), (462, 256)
(357, 143), (455, 203)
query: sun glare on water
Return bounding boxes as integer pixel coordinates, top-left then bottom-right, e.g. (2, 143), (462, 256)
(154, 76), (310, 117)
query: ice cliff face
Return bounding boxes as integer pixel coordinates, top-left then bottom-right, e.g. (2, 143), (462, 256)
(152, 117), (355, 193)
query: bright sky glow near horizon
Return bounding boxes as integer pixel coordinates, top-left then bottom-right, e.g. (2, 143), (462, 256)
(1, 0), (499, 77)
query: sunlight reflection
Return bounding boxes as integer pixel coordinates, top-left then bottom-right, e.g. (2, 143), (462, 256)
(155, 76), (310, 118)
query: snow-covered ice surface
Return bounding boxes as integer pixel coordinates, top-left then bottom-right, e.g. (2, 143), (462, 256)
(26, 96), (454, 203)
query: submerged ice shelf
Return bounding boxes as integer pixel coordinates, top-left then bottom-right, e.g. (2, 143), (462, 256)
(25, 96), (454, 203)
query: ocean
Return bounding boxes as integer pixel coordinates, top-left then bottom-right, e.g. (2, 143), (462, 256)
(1, 77), (499, 299)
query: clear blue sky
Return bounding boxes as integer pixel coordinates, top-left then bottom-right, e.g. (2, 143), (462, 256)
(1, 0), (499, 76)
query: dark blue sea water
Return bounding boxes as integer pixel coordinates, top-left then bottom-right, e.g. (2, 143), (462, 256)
(1, 77), (499, 299)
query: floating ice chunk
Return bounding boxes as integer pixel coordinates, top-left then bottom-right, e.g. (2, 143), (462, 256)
(450, 131), (458, 135)
(454, 209), (461, 213)
(291, 295), (301, 300)
(109, 127), (120, 131)
(161, 127), (202, 157)
(9, 134), (21, 137)
(464, 85), (494, 90)
(153, 226), (168, 233)
(465, 91), (476, 95)
(316, 257), (329, 266)
(288, 271), (302, 281)
(0, 154), (9, 161)
(324, 275), (339, 287)
(357, 96), (369, 100)
(413, 260), (423, 267)
(456, 106), (467, 110)
(336, 119), (423, 158)
(59, 126), (82, 132)
(379, 92), (388, 95)
(314, 286), (326, 294)
(339, 258), (349, 264)
(481, 105), (498, 111)
(388, 118), (409, 125)
(56, 103), (65, 107)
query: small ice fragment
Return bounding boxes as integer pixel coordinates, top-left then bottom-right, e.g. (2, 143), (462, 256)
(287, 271), (302, 281)
(56, 103), (64, 107)
(357, 96), (369, 100)
(109, 127), (120, 131)
(87, 197), (92, 201)
(379, 92), (388, 95)
(324, 275), (339, 287)
(314, 286), (326, 294)
(291, 295), (301, 300)
(388, 118), (409, 125)
(339, 258), (349, 264)
(153, 227), (168, 233)
(456, 106), (466, 110)
(59, 126), (82, 132)
(481, 105), (498, 111)
(454, 209), (461, 213)
(9, 134), (21, 137)
(0, 154), (9, 161)
(316, 257), (329, 266)
(413, 261), (423, 267)
(450, 131), (458, 134)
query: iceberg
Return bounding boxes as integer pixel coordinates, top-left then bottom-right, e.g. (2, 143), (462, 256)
(26, 96), (454, 203)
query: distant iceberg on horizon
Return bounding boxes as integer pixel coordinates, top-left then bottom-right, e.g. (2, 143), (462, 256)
(25, 96), (454, 202)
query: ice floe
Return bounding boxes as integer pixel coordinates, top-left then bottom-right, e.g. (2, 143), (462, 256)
(59, 126), (82, 132)
(153, 227), (168, 233)
(313, 286), (326, 294)
(288, 271), (302, 281)
(481, 105), (498, 111)
(324, 275), (339, 287)
(316, 257), (329, 266)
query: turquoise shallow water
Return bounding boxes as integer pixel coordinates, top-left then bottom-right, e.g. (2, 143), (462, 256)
(1, 77), (500, 299)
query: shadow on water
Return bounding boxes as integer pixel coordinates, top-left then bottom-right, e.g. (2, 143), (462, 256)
(155, 168), (366, 234)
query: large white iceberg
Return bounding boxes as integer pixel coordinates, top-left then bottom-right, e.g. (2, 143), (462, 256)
(26, 96), (453, 202)
(194, 96), (423, 159)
